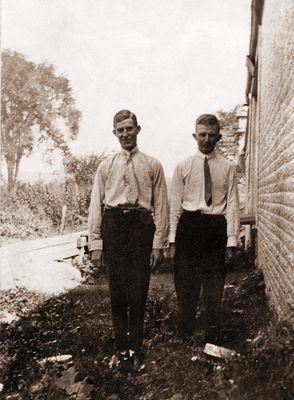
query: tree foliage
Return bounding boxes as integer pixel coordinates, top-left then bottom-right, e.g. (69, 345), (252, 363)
(1, 50), (81, 191)
(215, 109), (239, 161)
(217, 109), (238, 131)
(215, 108), (245, 198)
(63, 153), (107, 188)
(63, 152), (110, 216)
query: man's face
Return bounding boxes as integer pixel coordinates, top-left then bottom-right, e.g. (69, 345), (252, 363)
(113, 118), (141, 151)
(193, 124), (221, 154)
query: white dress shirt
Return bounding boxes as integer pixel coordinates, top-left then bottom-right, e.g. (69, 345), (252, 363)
(169, 149), (240, 247)
(88, 146), (169, 251)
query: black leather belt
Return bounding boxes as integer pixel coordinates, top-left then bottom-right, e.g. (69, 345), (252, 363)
(105, 207), (148, 215)
(183, 209), (203, 215)
(183, 209), (224, 220)
(120, 209), (137, 214)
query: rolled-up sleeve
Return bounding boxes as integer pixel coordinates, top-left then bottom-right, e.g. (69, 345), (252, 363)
(169, 164), (184, 243)
(225, 165), (240, 247)
(152, 161), (169, 249)
(87, 165), (105, 251)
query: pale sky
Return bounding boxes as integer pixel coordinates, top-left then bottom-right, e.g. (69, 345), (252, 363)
(2, 0), (251, 180)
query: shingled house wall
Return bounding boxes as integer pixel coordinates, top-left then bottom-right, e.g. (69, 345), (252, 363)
(247, 0), (294, 324)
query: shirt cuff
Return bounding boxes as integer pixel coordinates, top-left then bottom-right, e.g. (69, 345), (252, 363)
(168, 232), (176, 243)
(89, 239), (103, 251)
(227, 236), (237, 247)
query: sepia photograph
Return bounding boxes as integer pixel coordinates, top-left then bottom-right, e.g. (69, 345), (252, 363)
(1, 0), (293, 399)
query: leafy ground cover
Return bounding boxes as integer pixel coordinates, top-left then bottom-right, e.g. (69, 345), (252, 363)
(0, 256), (293, 400)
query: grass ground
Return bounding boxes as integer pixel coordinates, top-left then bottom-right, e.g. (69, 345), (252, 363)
(0, 255), (293, 400)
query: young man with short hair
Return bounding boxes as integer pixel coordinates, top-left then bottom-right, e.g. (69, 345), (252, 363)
(88, 110), (169, 370)
(169, 114), (239, 344)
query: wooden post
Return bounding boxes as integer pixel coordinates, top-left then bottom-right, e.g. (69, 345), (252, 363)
(59, 205), (67, 234)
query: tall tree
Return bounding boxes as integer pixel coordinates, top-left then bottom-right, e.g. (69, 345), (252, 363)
(1, 50), (81, 191)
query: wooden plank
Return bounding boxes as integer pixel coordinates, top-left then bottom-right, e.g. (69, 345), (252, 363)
(29, 242), (81, 261)
(240, 214), (256, 225)
(1, 231), (87, 260)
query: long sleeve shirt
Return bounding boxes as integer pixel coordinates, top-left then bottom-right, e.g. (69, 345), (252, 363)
(169, 149), (240, 247)
(88, 146), (169, 251)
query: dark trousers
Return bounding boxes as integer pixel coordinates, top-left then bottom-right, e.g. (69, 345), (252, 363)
(174, 210), (227, 342)
(101, 208), (155, 352)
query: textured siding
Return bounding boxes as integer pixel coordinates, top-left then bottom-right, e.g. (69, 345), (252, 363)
(257, 0), (294, 324)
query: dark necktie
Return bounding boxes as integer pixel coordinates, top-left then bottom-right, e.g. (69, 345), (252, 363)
(124, 153), (139, 205)
(204, 157), (212, 206)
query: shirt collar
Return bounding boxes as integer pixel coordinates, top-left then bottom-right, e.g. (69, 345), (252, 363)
(120, 145), (139, 157)
(196, 149), (215, 160)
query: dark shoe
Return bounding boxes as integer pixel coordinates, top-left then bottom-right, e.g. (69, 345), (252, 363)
(205, 331), (220, 345)
(119, 351), (133, 373)
(129, 350), (146, 373)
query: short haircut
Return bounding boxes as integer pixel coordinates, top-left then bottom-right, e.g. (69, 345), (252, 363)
(195, 114), (220, 132)
(113, 110), (138, 128)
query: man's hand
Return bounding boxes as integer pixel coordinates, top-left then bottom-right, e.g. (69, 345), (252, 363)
(150, 249), (164, 269)
(169, 243), (176, 261)
(225, 247), (236, 266)
(91, 250), (103, 268)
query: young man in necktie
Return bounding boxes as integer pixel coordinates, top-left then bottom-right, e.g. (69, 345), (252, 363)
(169, 114), (239, 344)
(88, 110), (169, 371)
